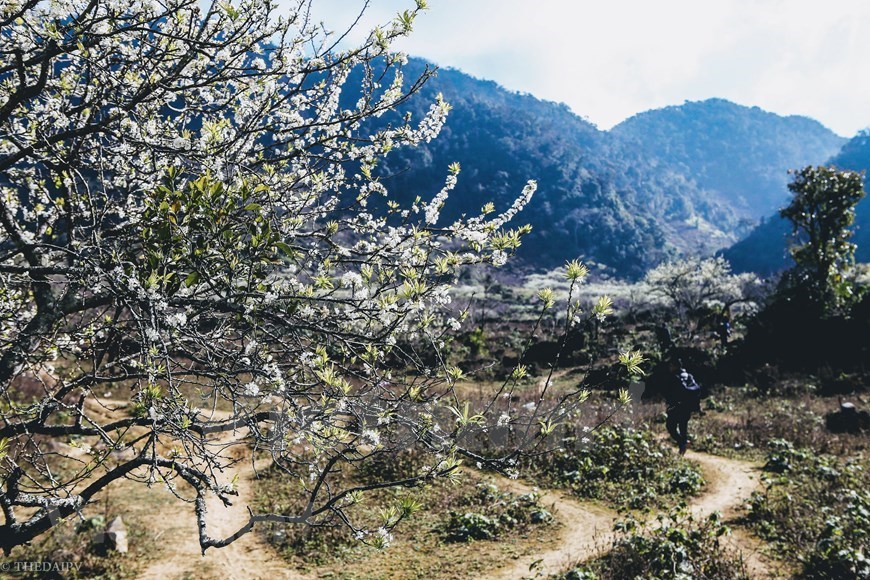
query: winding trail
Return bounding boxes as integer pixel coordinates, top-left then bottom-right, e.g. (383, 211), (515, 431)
(136, 430), (299, 580)
(684, 450), (756, 518)
(130, 436), (771, 579)
(685, 451), (774, 579)
(83, 399), (302, 580)
(492, 480), (615, 579)
(494, 450), (770, 579)
(89, 396), (771, 578)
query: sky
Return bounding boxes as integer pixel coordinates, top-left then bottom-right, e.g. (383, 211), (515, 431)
(297, 0), (870, 137)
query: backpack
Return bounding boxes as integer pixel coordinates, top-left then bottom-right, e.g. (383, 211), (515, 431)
(678, 370), (702, 412)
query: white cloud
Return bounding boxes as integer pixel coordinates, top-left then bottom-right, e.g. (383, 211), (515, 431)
(289, 0), (870, 136)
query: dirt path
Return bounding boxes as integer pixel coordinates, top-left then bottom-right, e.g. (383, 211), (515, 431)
(683, 450), (756, 519)
(492, 478), (617, 579)
(136, 429), (300, 580)
(685, 451), (781, 579)
(494, 451), (769, 579)
(90, 396), (771, 578)
(85, 399), (305, 580)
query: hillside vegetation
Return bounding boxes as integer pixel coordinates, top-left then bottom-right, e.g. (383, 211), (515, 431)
(358, 59), (845, 276)
(725, 131), (870, 274)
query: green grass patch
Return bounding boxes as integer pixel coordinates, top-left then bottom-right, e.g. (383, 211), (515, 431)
(528, 425), (705, 510)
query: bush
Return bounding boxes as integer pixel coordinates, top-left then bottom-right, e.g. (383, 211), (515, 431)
(442, 482), (553, 542)
(746, 440), (869, 578)
(763, 438), (813, 473)
(739, 290), (870, 373)
(802, 491), (870, 579)
(7, 514), (147, 579)
(563, 506), (748, 580)
(530, 426), (705, 509)
(668, 463), (706, 493)
(444, 512), (500, 542)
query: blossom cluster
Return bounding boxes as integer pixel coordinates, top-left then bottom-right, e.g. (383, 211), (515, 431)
(0, 0), (541, 553)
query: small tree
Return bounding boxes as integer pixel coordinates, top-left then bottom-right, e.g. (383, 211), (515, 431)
(0, 0), (602, 554)
(642, 256), (761, 334)
(780, 166), (866, 314)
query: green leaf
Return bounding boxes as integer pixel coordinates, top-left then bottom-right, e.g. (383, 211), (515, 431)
(275, 241), (296, 257)
(184, 271), (200, 287)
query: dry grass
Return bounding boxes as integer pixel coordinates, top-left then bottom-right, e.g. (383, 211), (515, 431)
(252, 465), (560, 579)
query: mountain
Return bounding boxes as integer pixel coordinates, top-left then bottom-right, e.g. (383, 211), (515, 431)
(720, 216), (793, 275)
(832, 135), (870, 260)
(355, 59), (846, 277)
(361, 62), (667, 277)
(610, 99), (845, 222)
(723, 131), (870, 274)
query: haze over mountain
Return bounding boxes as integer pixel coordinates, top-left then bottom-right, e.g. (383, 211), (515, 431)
(723, 132), (870, 274)
(609, 99), (845, 221)
(364, 58), (846, 277)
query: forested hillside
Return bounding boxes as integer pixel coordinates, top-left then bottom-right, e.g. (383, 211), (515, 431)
(363, 61), (668, 276)
(724, 131), (870, 274)
(610, 99), (845, 220)
(363, 59), (845, 276)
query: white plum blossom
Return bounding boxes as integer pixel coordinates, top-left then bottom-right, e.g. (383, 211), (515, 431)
(361, 429), (381, 448)
(489, 180), (537, 230)
(165, 312), (188, 328)
(424, 171), (458, 225)
(340, 271), (364, 289)
(375, 527), (393, 549)
(491, 250), (508, 267)
(641, 256), (762, 326)
(0, 0), (546, 554)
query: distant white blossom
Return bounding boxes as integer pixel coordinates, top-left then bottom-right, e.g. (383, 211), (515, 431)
(361, 429), (381, 447)
(165, 312), (187, 328)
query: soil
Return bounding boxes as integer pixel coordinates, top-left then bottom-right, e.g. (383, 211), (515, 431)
(88, 398), (775, 579)
(493, 450), (776, 579)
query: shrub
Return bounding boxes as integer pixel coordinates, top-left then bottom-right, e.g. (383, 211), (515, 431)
(444, 512), (500, 542)
(746, 440), (869, 578)
(442, 482), (553, 542)
(563, 506), (748, 580)
(802, 491), (870, 579)
(7, 514), (148, 579)
(763, 438), (813, 473)
(667, 463), (706, 493)
(530, 426), (705, 509)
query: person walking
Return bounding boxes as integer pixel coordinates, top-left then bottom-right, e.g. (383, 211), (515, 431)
(665, 358), (702, 455)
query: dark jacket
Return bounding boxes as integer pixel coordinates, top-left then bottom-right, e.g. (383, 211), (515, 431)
(666, 368), (702, 413)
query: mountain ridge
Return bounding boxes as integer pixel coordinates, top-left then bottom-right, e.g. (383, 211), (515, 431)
(723, 131), (870, 274)
(353, 58), (851, 277)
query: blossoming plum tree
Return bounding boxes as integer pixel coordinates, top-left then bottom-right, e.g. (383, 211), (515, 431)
(0, 0), (578, 553)
(641, 256), (762, 332)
